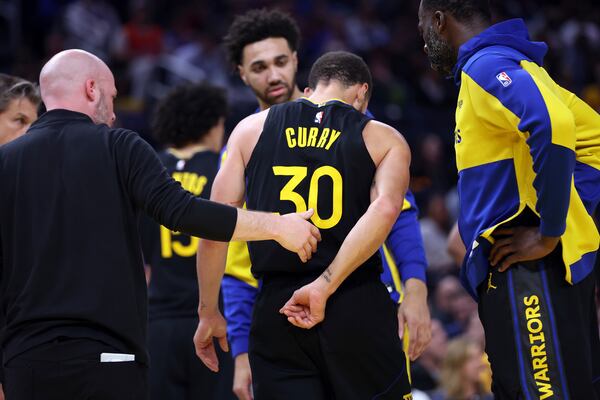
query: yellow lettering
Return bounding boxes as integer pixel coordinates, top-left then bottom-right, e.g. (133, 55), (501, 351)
(298, 127), (307, 147)
(534, 368), (550, 381)
(172, 236), (199, 257)
(525, 304), (540, 320)
(531, 343), (546, 358)
(537, 382), (554, 399)
(286, 128), (296, 148)
(325, 129), (342, 150)
(190, 175), (207, 196)
(308, 166), (343, 229)
(160, 225), (173, 258)
(307, 127), (319, 147)
(527, 318), (543, 334)
(529, 331), (545, 343)
(317, 128), (330, 148)
(523, 295), (539, 306)
(273, 166), (308, 212)
(532, 356), (547, 370)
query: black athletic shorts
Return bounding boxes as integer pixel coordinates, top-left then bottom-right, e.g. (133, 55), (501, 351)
(249, 268), (412, 400)
(148, 317), (235, 400)
(478, 247), (600, 399)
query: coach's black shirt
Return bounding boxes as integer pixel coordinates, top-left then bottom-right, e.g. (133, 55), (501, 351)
(245, 98), (380, 276)
(0, 110), (236, 365)
(141, 150), (219, 320)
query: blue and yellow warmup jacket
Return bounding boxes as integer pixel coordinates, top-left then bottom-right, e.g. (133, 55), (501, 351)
(453, 19), (600, 299)
(220, 139), (428, 358)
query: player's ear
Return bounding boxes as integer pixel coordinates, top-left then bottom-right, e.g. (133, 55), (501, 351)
(352, 83), (369, 113)
(434, 10), (446, 34)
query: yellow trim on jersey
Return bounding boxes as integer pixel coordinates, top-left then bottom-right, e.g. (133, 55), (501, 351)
(167, 144), (210, 160)
(382, 244), (403, 304)
(301, 97), (350, 106)
(403, 328), (412, 384)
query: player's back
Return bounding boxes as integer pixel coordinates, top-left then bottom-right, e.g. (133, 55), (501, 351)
(142, 149), (219, 320)
(245, 98), (379, 277)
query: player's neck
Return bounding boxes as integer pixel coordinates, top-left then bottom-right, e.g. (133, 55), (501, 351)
(167, 142), (213, 160)
(308, 86), (351, 106)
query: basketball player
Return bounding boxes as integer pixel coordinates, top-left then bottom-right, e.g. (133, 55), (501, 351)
(195, 51), (413, 400)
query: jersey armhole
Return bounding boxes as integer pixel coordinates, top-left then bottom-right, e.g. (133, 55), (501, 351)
(245, 107), (277, 174)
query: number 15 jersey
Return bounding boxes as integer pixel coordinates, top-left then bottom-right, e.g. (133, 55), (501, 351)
(246, 98), (381, 277)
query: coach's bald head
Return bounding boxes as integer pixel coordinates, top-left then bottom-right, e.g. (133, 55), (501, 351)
(40, 49), (117, 126)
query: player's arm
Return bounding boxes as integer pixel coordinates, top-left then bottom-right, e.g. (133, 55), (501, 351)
(465, 57), (576, 269)
(384, 196), (431, 360)
(280, 121), (410, 328)
(222, 276), (256, 400)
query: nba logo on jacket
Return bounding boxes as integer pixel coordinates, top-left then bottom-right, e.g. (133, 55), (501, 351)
(496, 71), (512, 87)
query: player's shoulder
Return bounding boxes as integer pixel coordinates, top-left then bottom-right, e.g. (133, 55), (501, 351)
(463, 46), (529, 88)
(363, 119), (405, 144)
(234, 109), (269, 137)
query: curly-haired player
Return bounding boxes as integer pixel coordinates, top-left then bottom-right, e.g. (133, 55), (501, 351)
(223, 8), (303, 110)
(141, 83), (235, 400)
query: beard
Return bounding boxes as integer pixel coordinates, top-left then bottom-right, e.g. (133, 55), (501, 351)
(92, 90), (113, 127)
(425, 25), (457, 78)
(256, 81), (294, 107)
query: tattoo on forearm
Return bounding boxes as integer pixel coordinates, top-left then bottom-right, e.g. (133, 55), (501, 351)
(322, 267), (332, 283)
(201, 301), (207, 310)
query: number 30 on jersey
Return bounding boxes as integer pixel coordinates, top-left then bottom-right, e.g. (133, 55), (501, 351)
(273, 165), (342, 229)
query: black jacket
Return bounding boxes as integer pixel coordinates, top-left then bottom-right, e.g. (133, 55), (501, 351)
(0, 109), (236, 364)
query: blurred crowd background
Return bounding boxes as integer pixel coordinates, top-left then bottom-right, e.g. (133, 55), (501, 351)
(1, 0), (599, 397)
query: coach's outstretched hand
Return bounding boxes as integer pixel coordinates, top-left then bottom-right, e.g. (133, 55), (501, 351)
(279, 279), (329, 329)
(275, 209), (321, 262)
(194, 310), (229, 372)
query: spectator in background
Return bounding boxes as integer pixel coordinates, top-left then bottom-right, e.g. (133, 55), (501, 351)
(121, 6), (164, 100)
(420, 192), (455, 275)
(0, 74), (40, 146)
(60, 0), (122, 63)
(432, 275), (461, 323)
(430, 337), (493, 400)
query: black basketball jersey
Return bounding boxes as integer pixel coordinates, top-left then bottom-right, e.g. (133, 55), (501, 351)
(245, 98), (381, 276)
(141, 149), (219, 319)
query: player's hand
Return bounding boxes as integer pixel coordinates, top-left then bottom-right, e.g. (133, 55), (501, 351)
(233, 353), (253, 400)
(193, 310), (229, 372)
(279, 279), (329, 329)
(276, 209), (321, 263)
(398, 279), (431, 361)
(489, 227), (559, 272)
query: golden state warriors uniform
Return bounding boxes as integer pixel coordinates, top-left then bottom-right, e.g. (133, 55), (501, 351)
(452, 19), (600, 399)
(140, 149), (235, 400)
(244, 98), (412, 400)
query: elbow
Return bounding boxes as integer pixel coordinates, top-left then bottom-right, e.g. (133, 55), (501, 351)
(372, 195), (403, 222)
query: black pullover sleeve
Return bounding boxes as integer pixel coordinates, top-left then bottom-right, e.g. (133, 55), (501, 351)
(114, 130), (237, 241)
